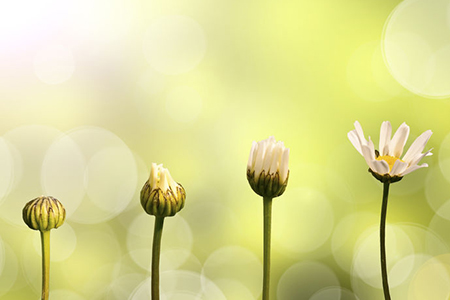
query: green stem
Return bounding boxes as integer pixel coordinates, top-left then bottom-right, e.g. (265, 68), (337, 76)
(151, 216), (165, 300)
(380, 182), (391, 300)
(40, 230), (50, 300)
(263, 197), (273, 300)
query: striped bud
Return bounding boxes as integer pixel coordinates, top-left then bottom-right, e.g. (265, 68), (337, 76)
(141, 163), (186, 217)
(22, 196), (66, 231)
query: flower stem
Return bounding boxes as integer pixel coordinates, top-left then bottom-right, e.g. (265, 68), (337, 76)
(380, 182), (391, 300)
(151, 216), (165, 300)
(263, 197), (273, 300)
(40, 230), (50, 300)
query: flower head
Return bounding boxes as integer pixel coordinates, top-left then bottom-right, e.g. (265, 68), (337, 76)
(348, 121), (432, 183)
(141, 163), (186, 217)
(247, 136), (290, 198)
(22, 196), (66, 231)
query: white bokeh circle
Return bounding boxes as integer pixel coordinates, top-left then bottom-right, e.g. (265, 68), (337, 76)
(41, 134), (86, 218)
(383, 0), (450, 98)
(127, 214), (193, 272)
(106, 273), (146, 300)
(331, 212), (379, 273)
(59, 126), (138, 224)
(32, 222), (77, 262)
(143, 15), (206, 75)
(202, 246), (262, 299)
(352, 225), (414, 288)
(0, 125), (62, 226)
(408, 255), (450, 299)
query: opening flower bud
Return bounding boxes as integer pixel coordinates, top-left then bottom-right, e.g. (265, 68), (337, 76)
(247, 136), (290, 198)
(141, 163), (186, 217)
(22, 196), (66, 231)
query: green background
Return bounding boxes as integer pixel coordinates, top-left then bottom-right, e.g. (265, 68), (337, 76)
(0, 0), (450, 299)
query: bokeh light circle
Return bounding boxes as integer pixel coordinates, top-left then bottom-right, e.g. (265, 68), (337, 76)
(60, 126), (138, 224)
(127, 214), (193, 272)
(202, 245), (262, 299)
(277, 261), (339, 299)
(0, 125), (62, 226)
(331, 212), (379, 273)
(408, 255), (450, 299)
(32, 222), (77, 262)
(352, 225), (414, 288)
(143, 15), (206, 75)
(85, 146), (137, 214)
(62, 225), (122, 291)
(273, 187), (334, 255)
(165, 86), (202, 123)
(106, 273), (146, 300)
(41, 134), (86, 218)
(383, 0), (450, 98)
(33, 44), (75, 84)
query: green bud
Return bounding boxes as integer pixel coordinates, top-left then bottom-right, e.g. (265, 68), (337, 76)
(22, 196), (66, 231)
(247, 169), (289, 198)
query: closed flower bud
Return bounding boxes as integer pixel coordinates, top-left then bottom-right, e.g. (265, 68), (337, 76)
(22, 196), (66, 231)
(247, 136), (290, 198)
(141, 163), (186, 217)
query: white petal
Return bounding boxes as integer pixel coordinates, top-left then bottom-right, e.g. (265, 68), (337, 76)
(368, 137), (376, 155)
(280, 148), (289, 182)
(361, 144), (376, 170)
(247, 141), (257, 170)
(354, 121), (367, 145)
(159, 169), (170, 191)
(269, 143), (283, 174)
(402, 130), (432, 164)
(262, 142), (275, 172)
(389, 122), (410, 158)
(254, 142), (266, 180)
(409, 149), (433, 167)
(379, 121), (392, 156)
(401, 163), (428, 176)
(372, 160), (390, 175)
(348, 130), (363, 155)
(150, 163), (161, 187)
(164, 169), (178, 191)
(390, 160), (408, 176)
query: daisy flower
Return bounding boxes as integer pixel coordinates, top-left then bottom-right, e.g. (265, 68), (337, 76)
(348, 121), (432, 182)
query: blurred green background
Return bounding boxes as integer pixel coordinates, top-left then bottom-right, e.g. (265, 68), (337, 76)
(1, 0), (450, 299)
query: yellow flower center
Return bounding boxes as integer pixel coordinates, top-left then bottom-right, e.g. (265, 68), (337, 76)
(376, 155), (403, 171)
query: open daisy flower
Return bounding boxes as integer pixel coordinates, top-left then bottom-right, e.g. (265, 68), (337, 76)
(348, 121), (432, 183)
